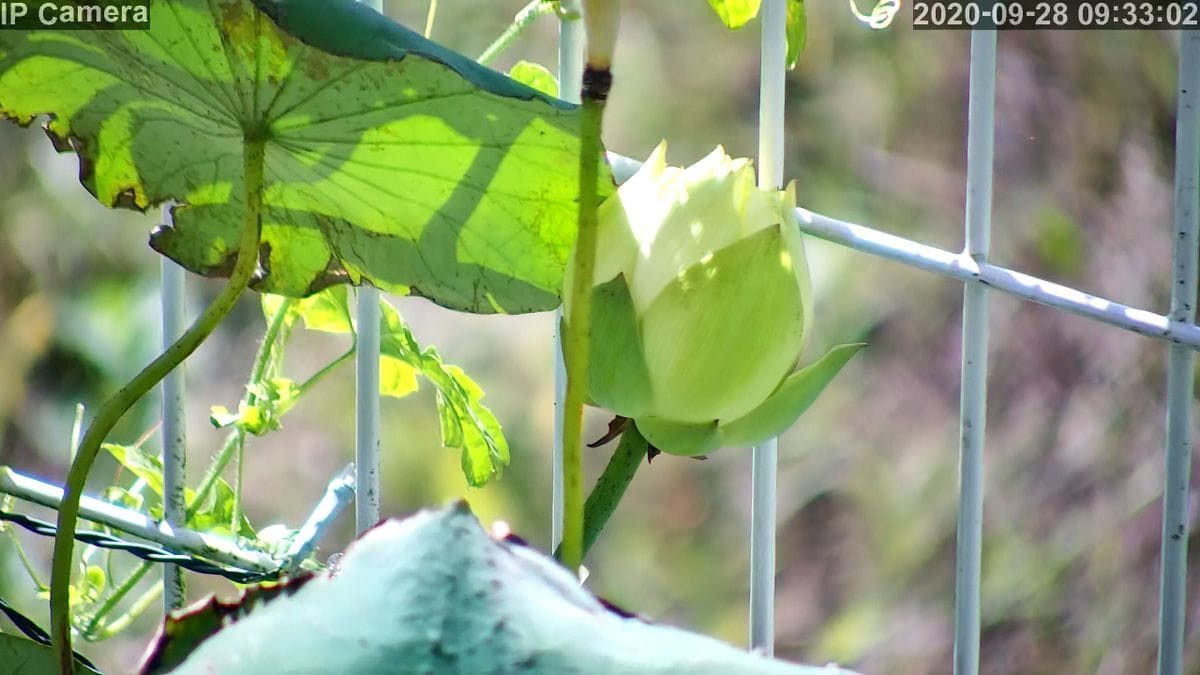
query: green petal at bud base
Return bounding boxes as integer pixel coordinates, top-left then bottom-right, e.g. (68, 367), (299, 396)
(641, 224), (805, 423)
(633, 343), (865, 456)
(585, 273), (653, 418)
(564, 142), (858, 457)
(718, 342), (865, 448)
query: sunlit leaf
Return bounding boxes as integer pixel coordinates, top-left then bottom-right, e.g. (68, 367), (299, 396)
(508, 60), (559, 98)
(707, 0), (763, 28)
(786, 0), (807, 69)
(379, 355), (420, 398)
(103, 442), (164, 498)
(378, 303), (509, 486)
(188, 480), (256, 540)
(0, 0), (613, 313)
(263, 287), (352, 334)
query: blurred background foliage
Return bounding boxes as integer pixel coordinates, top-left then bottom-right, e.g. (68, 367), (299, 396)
(1, 2), (1198, 673)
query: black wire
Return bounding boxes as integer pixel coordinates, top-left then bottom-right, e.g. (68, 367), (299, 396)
(0, 509), (280, 584)
(0, 596), (101, 672)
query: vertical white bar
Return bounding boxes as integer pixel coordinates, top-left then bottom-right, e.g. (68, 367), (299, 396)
(953, 30), (997, 675)
(1156, 30), (1200, 675)
(553, 0), (584, 550)
(355, 0), (384, 535)
(159, 206), (187, 610)
(749, 0), (786, 655)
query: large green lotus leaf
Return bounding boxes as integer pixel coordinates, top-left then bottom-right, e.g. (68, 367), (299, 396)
(148, 503), (856, 674)
(0, 0), (613, 313)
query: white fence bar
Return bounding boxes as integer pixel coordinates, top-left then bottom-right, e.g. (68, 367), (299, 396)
(353, 0), (384, 536)
(553, 0), (583, 551)
(159, 206), (188, 610)
(1156, 30), (1200, 675)
(953, 30), (997, 675)
(749, 0), (786, 656)
(0, 467), (277, 573)
(283, 464), (357, 572)
(355, 287), (381, 535)
(796, 212), (1200, 350)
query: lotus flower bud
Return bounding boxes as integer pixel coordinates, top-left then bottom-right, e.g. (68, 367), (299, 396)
(565, 143), (862, 456)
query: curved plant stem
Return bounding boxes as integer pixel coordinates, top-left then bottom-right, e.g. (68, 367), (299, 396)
(299, 348), (355, 395)
(581, 427), (647, 555)
(80, 562), (152, 640)
(555, 426), (648, 560)
(50, 137), (267, 674)
(477, 0), (556, 66)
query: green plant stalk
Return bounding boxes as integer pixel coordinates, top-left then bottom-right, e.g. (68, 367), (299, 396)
(84, 320), (291, 641)
(89, 580), (161, 640)
(477, 0), (555, 65)
(189, 297), (290, 514)
(5, 524), (48, 591)
(299, 348), (355, 396)
(80, 561), (152, 640)
(559, 90), (606, 571)
(231, 434), (246, 532)
(50, 136), (267, 674)
(581, 426), (647, 555)
(554, 425), (648, 560)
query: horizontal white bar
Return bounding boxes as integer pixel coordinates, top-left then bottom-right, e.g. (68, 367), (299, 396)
(796, 210), (1200, 349)
(0, 467), (278, 573)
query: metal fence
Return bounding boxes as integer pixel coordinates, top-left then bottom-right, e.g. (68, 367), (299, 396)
(1, 3), (1195, 675)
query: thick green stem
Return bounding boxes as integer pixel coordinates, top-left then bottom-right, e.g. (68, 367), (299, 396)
(50, 137), (266, 674)
(80, 562), (152, 640)
(581, 426), (647, 555)
(559, 80), (607, 571)
(477, 0), (555, 66)
(555, 426), (648, 560)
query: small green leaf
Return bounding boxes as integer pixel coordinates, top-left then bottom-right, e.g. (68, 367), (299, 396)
(188, 479), (256, 540)
(209, 406), (241, 430)
(719, 342), (865, 448)
(707, 0), (763, 28)
(508, 60), (559, 98)
(379, 355), (420, 398)
(102, 485), (146, 513)
(103, 443), (164, 498)
(264, 287), (353, 334)
(82, 565), (107, 601)
(377, 300), (509, 486)
(786, 0), (807, 69)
